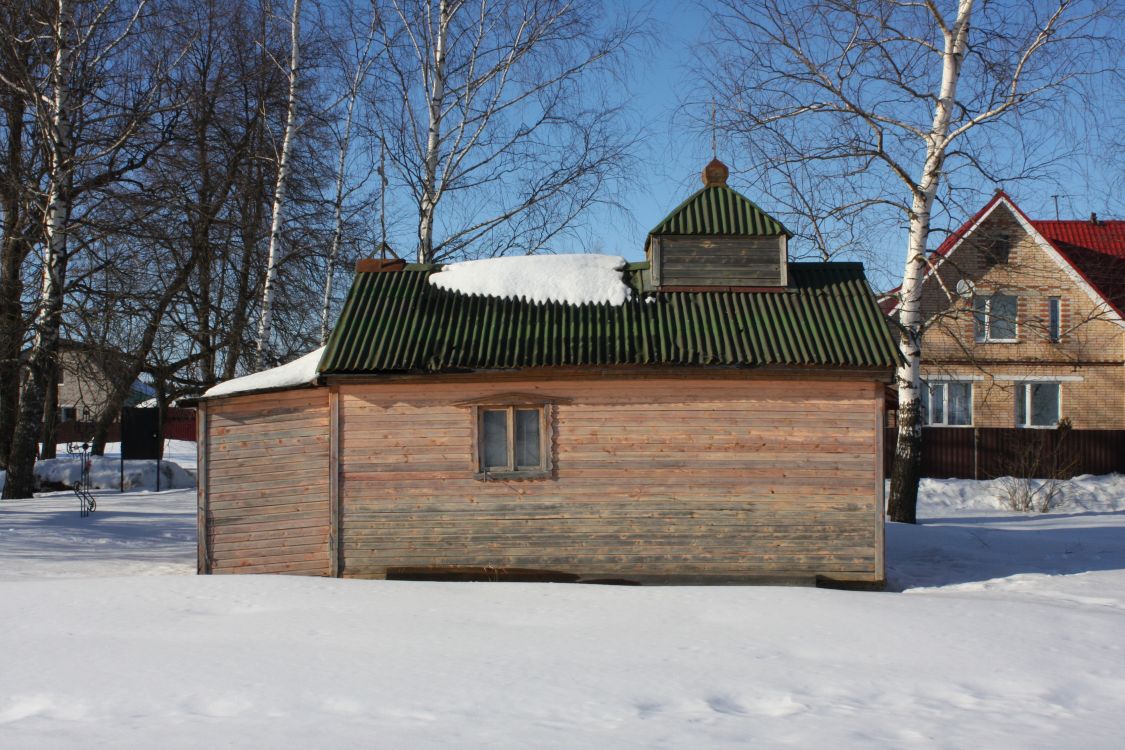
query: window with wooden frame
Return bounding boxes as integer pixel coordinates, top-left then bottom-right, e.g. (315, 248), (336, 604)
(458, 394), (560, 479)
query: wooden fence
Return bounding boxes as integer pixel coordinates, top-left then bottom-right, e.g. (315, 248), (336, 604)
(884, 427), (1125, 479)
(55, 408), (197, 445)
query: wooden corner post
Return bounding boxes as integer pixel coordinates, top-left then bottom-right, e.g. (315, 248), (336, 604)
(196, 401), (210, 574)
(874, 381), (886, 584)
(328, 386), (341, 577)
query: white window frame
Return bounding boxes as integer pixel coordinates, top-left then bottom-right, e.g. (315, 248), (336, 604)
(921, 380), (974, 427)
(973, 293), (1019, 343)
(1015, 381), (1061, 429)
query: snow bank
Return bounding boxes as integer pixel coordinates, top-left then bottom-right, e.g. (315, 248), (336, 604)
(204, 346), (324, 398)
(1, 458), (193, 494)
(163, 439), (199, 469)
(32, 456), (195, 491)
(916, 473), (1125, 516)
(428, 254), (632, 306)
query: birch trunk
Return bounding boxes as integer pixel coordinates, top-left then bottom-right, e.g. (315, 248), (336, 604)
(887, 0), (974, 523)
(254, 0), (301, 369)
(319, 81), (360, 345)
(3, 0), (71, 498)
(417, 0), (451, 264)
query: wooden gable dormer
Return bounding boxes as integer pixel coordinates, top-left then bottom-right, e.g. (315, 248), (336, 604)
(646, 159), (792, 290)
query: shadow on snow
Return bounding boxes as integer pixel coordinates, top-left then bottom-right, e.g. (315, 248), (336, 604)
(886, 511), (1125, 591)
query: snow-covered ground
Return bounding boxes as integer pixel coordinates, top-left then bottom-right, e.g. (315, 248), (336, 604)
(1, 477), (1123, 748)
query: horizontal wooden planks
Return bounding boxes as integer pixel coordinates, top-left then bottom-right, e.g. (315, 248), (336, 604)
(660, 237), (783, 286)
(338, 375), (883, 582)
(205, 388), (330, 577)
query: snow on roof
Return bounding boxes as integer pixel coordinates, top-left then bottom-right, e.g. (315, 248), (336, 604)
(203, 346), (325, 398)
(427, 254), (632, 306)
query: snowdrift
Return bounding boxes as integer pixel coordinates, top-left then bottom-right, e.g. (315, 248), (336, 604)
(29, 456), (194, 492)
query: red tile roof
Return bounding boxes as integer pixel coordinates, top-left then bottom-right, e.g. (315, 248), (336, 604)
(1032, 220), (1125, 256)
(1031, 220), (1125, 317)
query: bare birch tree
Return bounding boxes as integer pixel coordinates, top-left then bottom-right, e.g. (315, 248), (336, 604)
(255, 0), (302, 368)
(369, 0), (639, 264)
(700, 0), (1114, 522)
(316, 1), (381, 344)
(1, 0), (173, 499)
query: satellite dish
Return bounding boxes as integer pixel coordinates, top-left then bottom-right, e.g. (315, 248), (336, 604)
(955, 279), (976, 298)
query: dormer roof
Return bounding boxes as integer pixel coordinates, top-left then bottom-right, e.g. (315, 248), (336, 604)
(648, 163), (791, 239)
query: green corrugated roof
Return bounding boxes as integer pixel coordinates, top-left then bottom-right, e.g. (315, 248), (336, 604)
(649, 185), (791, 237)
(317, 262), (899, 374)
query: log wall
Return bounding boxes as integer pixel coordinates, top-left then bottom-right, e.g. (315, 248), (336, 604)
(337, 375), (884, 584)
(654, 236), (786, 287)
(199, 388), (330, 575)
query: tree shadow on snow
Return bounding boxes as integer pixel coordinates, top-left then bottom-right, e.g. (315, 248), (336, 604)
(886, 511), (1125, 591)
(0, 496), (196, 564)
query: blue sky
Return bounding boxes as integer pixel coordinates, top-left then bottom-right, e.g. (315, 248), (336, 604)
(588, 0), (1124, 291)
(590, 0), (712, 263)
(349, 0), (1121, 292)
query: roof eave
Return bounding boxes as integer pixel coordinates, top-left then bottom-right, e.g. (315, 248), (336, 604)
(320, 363), (896, 382)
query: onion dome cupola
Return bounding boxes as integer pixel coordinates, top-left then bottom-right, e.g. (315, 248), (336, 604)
(646, 158), (792, 289)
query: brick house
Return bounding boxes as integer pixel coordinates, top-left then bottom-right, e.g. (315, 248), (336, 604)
(882, 192), (1124, 430)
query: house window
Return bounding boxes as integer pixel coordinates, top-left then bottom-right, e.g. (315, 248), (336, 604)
(1047, 297), (1061, 342)
(921, 381), (972, 426)
(1016, 382), (1059, 428)
(478, 405), (549, 477)
(57, 406), (77, 423)
(973, 294), (1017, 342)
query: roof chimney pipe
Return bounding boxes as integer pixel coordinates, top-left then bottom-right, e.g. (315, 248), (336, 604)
(1090, 212), (1099, 225)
